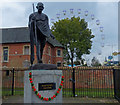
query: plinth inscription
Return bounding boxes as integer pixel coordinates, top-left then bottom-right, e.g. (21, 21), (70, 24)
(38, 83), (56, 91)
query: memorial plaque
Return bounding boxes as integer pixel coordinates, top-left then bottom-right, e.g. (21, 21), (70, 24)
(38, 83), (56, 91)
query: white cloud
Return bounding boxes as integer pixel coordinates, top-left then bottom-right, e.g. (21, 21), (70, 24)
(1, 2), (29, 28)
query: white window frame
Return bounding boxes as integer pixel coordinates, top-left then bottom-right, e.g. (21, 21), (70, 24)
(56, 49), (62, 57)
(23, 45), (30, 55)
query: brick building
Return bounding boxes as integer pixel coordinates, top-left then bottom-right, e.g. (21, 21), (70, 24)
(0, 27), (64, 68)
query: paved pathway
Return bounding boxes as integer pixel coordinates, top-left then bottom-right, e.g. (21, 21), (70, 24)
(2, 95), (119, 103)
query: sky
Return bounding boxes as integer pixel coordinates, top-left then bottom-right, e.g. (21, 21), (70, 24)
(0, 0), (119, 65)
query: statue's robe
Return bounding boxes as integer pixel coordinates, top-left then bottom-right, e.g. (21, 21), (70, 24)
(29, 12), (52, 39)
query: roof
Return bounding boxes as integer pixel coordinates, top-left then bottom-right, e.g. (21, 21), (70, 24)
(0, 27), (63, 47)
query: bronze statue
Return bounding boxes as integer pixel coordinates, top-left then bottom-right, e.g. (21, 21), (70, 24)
(29, 2), (55, 65)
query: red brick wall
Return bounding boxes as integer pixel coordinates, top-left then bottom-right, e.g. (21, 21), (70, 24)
(2, 43), (30, 67)
(62, 69), (114, 89)
(43, 43), (63, 65)
(53, 47), (64, 65)
(1, 42), (63, 68)
(2, 68), (114, 89)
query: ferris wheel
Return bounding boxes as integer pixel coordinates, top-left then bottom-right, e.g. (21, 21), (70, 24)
(50, 8), (105, 56)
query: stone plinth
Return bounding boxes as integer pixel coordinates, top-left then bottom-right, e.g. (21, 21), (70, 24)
(24, 70), (62, 103)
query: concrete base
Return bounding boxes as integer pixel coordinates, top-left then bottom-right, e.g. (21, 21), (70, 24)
(24, 70), (62, 103)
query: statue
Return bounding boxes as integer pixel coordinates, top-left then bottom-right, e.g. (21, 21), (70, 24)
(29, 2), (55, 65)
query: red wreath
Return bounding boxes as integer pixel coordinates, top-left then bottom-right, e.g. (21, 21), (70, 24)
(29, 71), (64, 101)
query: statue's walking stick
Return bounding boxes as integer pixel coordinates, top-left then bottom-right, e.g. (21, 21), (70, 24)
(32, 3), (38, 47)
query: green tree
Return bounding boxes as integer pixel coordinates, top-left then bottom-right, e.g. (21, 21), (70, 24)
(51, 16), (94, 67)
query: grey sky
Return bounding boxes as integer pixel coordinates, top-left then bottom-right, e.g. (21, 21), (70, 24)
(0, 1), (119, 64)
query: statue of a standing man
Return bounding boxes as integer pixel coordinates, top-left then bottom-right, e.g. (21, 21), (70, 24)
(29, 2), (55, 65)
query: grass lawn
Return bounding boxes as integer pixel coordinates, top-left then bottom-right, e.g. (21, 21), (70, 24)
(2, 88), (24, 96)
(2, 87), (114, 98)
(63, 88), (114, 98)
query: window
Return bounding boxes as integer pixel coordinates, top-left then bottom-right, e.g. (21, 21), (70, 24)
(57, 62), (61, 67)
(57, 49), (61, 57)
(3, 47), (8, 62)
(24, 46), (30, 55)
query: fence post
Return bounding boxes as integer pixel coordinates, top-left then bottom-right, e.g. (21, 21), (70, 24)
(72, 68), (75, 97)
(113, 68), (116, 98)
(12, 67), (15, 95)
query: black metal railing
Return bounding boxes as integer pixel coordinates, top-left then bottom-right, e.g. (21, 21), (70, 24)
(1, 66), (117, 99)
(58, 66), (114, 98)
(2, 67), (27, 96)
(113, 67), (120, 102)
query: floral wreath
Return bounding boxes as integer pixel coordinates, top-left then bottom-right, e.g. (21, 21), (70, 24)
(29, 71), (64, 101)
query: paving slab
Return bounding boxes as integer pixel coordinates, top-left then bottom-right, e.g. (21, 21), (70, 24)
(2, 95), (119, 103)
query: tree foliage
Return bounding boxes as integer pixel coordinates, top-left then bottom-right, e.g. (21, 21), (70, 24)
(51, 16), (94, 67)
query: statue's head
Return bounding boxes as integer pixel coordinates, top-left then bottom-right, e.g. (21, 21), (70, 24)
(36, 2), (44, 12)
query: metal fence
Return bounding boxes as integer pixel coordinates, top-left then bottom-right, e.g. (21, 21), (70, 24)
(1, 66), (119, 99)
(113, 67), (120, 102)
(2, 68), (26, 96)
(58, 67), (114, 98)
